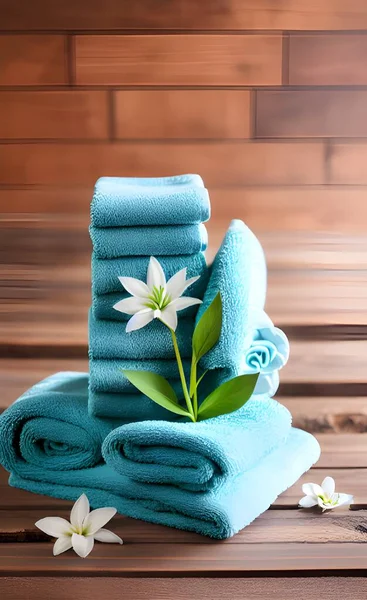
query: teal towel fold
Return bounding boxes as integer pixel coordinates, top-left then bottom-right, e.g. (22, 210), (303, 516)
(89, 389), (182, 420)
(92, 252), (208, 295)
(89, 358), (189, 393)
(93, 291), (200, 322)
(89, 310), (195, 359)
(0, 373), (320, 540)
(102, 397), (292, 492)
(91, 175), (210, 227)
(197, 220), (267, 372)
(90, 223), (208, 259)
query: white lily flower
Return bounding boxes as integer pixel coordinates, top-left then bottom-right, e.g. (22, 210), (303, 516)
(113, 256), (202, 332)
(299, 476), (354, 511)
(35, 493), (123, 558)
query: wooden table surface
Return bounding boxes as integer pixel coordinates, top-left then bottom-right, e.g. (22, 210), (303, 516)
(1, 221), (367, 598)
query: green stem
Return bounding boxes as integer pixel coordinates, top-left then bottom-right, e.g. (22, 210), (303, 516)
(190, 357), (198, 420)
(170, 329), (195, 421)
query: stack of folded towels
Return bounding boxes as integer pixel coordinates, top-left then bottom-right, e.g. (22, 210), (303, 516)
(0, 173), (321, 540)
(89, 174), (210, 420)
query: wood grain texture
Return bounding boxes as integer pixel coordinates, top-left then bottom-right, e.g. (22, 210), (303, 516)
(315, 434), (367, 468)
(114, 90), (251, 139)
(0, 92), (109, 140)
(2, 0), (367, 31)
(75, 35), (282, 86)
(0, 142), (325, 186)
(0, 188), (92, 214)
(289, 34), (367, 85)
(256, 90), (367, 138)
(1, 578), (367, 600)
(282, 397), (367, 433)
(329, 143), (367, 185)
(0, 35), (67, 86)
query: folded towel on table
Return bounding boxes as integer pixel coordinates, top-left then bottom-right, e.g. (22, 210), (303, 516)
(102, 397), (292, 492)
(89, 309), (195, 359)
(92, 252), (208, 295)
(89, 389), (183, 420)
(93, 291), (201, 322)
(89, 358), (189, 393)
(91, 175), (210, 227)
(90, 223), (208, 259)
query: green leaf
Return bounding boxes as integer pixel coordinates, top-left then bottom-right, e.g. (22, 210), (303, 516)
(197, 373), (259, 421)
(192, 292), (222, 364)
(122, 370), (191, 418)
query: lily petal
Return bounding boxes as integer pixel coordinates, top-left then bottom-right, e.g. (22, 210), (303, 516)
(72, 533), (94, 558)
(113, 296), (145, 315)
(94, 528), (123, 544)
(174, 297), (202, 312)
(321, 476), (335, 499)
(335, 493), (354, 507)
(83, 507), (117, 535)
(182, 275), (200, 291)
(53, 535), (73, 556)
(299, 495), (318, 508)
(35, 517), (71, 538)
(166, 268), (188, 299)
(70, 493), (90, 530)
(159, 304), (178, 331)
(147, 256), (166, 290)
(118, 276), (149, 298)
(126, 309), (154, 333)
(317, 497), (330, 510)
(302, 483), (323, 498)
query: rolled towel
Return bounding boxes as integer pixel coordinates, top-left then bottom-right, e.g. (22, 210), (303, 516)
(244, 311), (290, 375)
(88, 310), (195, 359)
(1, 373), (320, 539)
(91, 175), (210, 227)
(197, 220), (267, 373)
(92, 252), (208, 295)
(89, 358), (189, 393)
(102, 397), (292, 492)
(89, 389), (182, 420)
(93, 291), (201, 322)
(90, 223), (208, 259)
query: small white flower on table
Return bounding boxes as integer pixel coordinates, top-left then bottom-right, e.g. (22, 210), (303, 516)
(113, 256), (202, 332)
(299, 476), (354, 511)
(35, 493), (123, 557)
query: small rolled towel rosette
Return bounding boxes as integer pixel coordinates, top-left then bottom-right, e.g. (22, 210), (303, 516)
(91, 174), (210, 227)
(90, 223), (208, 259)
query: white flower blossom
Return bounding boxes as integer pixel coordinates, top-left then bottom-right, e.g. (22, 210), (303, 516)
(299, 476), (353, 511)
(113, 256), (202, 332)
(35, 493), (123, 558)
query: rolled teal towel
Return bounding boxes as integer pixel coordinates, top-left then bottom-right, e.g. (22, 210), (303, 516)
(89, 389), (182, 420)
(89, 358), (189, 393)
(88, 310), (195, 359)
(90, 223), (208, 259)
(197, 220), (267, 372)
(9, 427), (320, 539)
(102, 397), (292, 492)
(244, 310), (290, 375)
(91, 175), (210, 227)
(92, 252), (208, 295)
(93, 291), (200, 322)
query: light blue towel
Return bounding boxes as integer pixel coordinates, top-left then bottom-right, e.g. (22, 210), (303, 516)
(197, 220), (267, 372)
(0, 372), (320, 540)
(89, 389), (182, 420)
(90, 223), (208, 259)
(91, 175), (210, 227)
(89, 358), (188, 393)
(102, 397), (292, 492)
(92, 252), (208, 295)
(92, 291), (200, 322)
(89, 310), (195, 359)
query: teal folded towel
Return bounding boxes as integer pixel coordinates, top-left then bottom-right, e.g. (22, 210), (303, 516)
(197, 220), (267, 373)
(89, 358), (189, 393)
(90, 223), (208, 259)
(102, 397), (292, 492)
(0, 373), (320, 539)
(93, 291), (200, 322)
(89, 389), (182, 420)
(92, 252), (208, 295)
(91, 175), (210, 227)
(89, 310), (195, 359)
